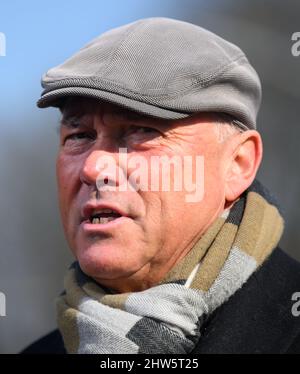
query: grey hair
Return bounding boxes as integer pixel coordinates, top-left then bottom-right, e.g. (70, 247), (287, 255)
(211, 113), (248, 143)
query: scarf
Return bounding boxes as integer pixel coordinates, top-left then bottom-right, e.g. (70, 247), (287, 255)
(57, 180), (284, 354)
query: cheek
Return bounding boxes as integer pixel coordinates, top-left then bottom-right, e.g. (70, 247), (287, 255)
(206, 153), (226, 192)
(200, 152), (226, 219)
(56, 153), (81, 229)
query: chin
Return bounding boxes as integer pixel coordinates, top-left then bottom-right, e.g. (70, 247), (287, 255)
(75, 241), (140, 281)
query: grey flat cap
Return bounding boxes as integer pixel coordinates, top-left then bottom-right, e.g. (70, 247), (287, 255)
(37, 17), (262, 129)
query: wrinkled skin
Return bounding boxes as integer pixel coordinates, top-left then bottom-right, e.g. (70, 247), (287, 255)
(57, 98), (262, 292)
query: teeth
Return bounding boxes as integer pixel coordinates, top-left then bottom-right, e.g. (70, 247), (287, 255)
(91, 216), (117, 224)
(89, 208), (122, 224)
(100, 217), (110, 224)
(92, 218), (100, 224)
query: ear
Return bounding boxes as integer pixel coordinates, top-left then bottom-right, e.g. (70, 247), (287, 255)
(224, 130), (263, 203)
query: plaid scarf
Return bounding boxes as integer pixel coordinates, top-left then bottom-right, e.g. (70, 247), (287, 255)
(57, 180), (284, 354)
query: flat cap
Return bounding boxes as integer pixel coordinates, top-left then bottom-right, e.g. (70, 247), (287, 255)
(37, 17), (262, 129)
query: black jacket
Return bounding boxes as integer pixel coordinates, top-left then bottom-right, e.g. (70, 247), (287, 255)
(22, 248), (300, 354)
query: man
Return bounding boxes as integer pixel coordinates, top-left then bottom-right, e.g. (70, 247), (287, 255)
(23, 17), (300, 354)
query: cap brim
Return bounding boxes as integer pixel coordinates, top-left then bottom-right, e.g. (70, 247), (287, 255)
(37, 87), (190, 120)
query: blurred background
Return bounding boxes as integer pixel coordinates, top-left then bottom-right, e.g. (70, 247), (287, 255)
(0, 0), (299, 353)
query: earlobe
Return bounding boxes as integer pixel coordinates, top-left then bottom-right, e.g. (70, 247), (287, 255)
(225, 131), (263, 203)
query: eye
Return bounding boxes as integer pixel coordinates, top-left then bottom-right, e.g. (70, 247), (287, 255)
(135, 126), (157, 133)
(123, 125), (162, 148)
(64, 132), (95, 145)
(126, 125), (160, 137)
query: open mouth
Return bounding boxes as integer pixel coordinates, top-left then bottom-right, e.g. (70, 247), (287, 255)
(89, 209), (122, 225)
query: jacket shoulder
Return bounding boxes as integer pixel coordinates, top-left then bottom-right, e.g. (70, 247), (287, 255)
(21, 329), (65, 354)
(193, 247), (300, 354)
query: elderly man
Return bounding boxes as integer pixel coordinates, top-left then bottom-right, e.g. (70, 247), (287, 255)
(23, 17), (300, 354)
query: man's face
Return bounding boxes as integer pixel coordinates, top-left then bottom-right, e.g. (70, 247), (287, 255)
(57, 98), (228, 291)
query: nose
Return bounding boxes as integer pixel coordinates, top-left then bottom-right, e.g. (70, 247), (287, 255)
(80, 150), (121, 189)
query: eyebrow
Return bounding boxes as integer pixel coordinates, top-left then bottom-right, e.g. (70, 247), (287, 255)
(60, 115), (84, 129)
(59, 107), (172, 132)
(107, 108), (151, 124)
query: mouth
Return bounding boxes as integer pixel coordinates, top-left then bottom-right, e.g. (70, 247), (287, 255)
(89, 209), (122, 225)
(80, 203), (131, 233)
